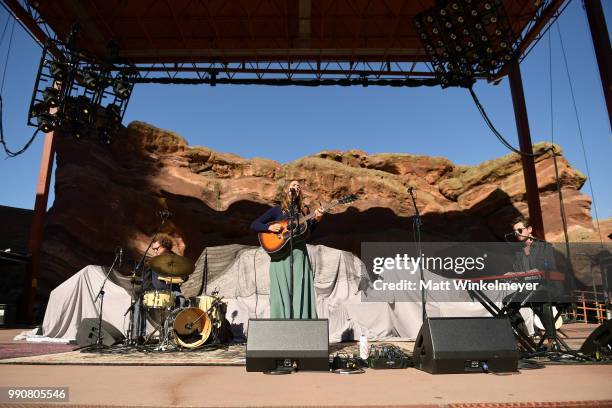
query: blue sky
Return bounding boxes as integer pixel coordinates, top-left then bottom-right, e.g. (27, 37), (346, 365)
(0, 1), (610, 221)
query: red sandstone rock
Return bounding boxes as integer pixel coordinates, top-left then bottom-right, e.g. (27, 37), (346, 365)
(38, 121), (607, 298)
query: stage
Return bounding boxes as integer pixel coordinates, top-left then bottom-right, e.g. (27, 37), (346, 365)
(1, 325), (611, 407)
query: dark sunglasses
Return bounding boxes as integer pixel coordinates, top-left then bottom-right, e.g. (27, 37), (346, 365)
(514, 227), (526, 233)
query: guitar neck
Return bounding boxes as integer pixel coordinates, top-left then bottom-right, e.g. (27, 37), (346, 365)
(296, 200), (338, 223)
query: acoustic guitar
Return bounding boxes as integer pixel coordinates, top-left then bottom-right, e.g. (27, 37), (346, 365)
(258, 194), (358, 255)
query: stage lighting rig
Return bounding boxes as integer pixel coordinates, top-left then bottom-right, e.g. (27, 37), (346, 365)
(27, 38), (136, 146)
(414, 0), (521, 88)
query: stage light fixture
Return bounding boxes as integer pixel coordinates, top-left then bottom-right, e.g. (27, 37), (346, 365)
(98, 127), (113, 145)
(49, 61), (68, 83)
(77, 69), (100, 90)
(63, 120), (89, 140)
(105, 103), (121, 124)
(73, 124), (88, 140)
(42, 87), (60, 108)
(65, 95), (94, 125)
(414, 0), (520, 87)
(113, 78), (131, 99)
(36, 112), (55, 133)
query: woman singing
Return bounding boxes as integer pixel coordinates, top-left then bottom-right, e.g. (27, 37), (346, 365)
(250, 180), (323, 319)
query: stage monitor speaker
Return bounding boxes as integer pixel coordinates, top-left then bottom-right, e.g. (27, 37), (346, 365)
(413, 317), (518, 374)
(76, 318), (124, 347)
(580, 319), (612, 356)
(246, 319), (329, 372)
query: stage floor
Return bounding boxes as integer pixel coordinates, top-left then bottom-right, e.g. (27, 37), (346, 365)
(0, 324), (611, 407)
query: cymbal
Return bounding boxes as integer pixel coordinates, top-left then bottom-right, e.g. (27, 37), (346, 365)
(149, 253), (195, 278)
(129, 274), (143, 284)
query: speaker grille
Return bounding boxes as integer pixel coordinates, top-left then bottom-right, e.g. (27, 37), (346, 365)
(246, 319), (329, 371)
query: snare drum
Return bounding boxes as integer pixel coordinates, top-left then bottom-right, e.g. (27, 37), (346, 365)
(194, 295), (227, 327)
(143, 290), (175, 309)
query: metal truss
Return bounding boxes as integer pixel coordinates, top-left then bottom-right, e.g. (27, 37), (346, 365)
(132, 60), (440, 82)
(1, 0), (569, 86)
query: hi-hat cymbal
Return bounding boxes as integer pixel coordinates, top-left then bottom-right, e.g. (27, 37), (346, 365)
(149, 253), (195, 278)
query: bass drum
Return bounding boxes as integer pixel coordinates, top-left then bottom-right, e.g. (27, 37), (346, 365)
(172, 307), (212, 349)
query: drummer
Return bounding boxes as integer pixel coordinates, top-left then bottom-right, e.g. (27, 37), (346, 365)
(143, 233), (188, 307)
(132, 233), (188, 343)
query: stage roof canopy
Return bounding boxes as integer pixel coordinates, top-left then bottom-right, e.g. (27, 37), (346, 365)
(6, 0), (565, 78)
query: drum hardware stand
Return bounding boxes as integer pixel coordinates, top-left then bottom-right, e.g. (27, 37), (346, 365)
(144, 309), (164, 343)
(77, 248), (122, 352)
(125, 209), (172, 345)
(153, 308), (177, 351)
(124, 276), (144, 348)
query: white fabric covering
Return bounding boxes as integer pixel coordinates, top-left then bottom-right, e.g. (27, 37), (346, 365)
(40, 246), (534, 342)
(207, 244), (533, 341)
(41, 265), (134, 340)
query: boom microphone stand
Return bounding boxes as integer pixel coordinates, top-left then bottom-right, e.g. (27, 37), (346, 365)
(408, 187), (426, 322)
(125, 209), (172, 344)
(79, 248), (122, 352)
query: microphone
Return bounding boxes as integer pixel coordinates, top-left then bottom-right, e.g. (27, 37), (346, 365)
(290, 187), (297, 196)
(159, 209), (172, 220)
(406, 185), (415, 194)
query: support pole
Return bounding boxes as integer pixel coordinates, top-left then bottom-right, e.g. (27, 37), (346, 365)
(508, 61), (545, 239)
(20, 130), (56, 323)
(584, 0), (612, 129)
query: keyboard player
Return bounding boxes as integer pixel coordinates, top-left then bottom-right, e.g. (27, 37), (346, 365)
(502, 217), (565, 345)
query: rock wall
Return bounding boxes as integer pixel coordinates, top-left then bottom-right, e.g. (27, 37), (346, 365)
(39, 121), (604, 299)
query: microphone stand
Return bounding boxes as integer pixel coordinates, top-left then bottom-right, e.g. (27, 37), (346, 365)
(408, 187), (426, 322)
(79, 248), (121, 352)
(125, 210), (171, 345)
(287, 191), (299, 319)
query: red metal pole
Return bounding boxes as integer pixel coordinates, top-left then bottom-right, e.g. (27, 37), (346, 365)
(508, 61), (546, 240)
(20, 130), (56, 323)
(584, 0), (612, 129)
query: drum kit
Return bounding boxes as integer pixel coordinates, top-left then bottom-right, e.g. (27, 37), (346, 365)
(136, 253), (230, 351)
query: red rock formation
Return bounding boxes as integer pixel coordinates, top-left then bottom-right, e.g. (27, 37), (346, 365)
(38, 121), (606, 301)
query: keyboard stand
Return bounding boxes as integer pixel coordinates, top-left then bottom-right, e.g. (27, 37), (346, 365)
(467, 288), (538, 355)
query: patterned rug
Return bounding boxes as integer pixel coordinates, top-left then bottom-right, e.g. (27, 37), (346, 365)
(0, 341), (414, 366)
(0, 342), (76, 360)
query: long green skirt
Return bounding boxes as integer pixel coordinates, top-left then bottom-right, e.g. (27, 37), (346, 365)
(269, 243), (318, 319)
